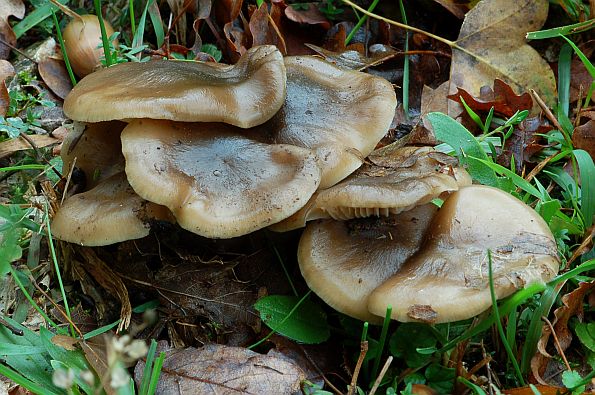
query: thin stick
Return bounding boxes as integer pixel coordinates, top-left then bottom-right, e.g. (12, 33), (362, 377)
(369, 356), (393, 395)
(347, 340), (368, 395)
(541, 316), (571, 371)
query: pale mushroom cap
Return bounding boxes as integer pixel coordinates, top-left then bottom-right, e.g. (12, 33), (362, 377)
(368, 185), (560, 323)
(272, 146), (471, 231)
(263, 56), (397, 188)
(51, 172), (172, 246)
(121, 119), (321, 238)
(61, 121), (126, 189)
(298, 204), (437, 322)
(63, 45), (286, 128)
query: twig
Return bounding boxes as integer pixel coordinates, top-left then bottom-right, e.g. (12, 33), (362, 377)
(541, 316), (571, 371)
(524, 151), (557, 183)
(29, 274), (84, 339)
(0, 38), (36, 62)
(529, 89), (563, 132)
(347, 340), (368, 395)
(369, 356), (393, 395)
(299, 345), (344, 395)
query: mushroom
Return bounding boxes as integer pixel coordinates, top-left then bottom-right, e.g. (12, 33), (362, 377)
(51, 172), (174, 246)
(60, 121), (126, 190)
(298, 204), (438, 322)
(120, 119), (321, 238)
(261, 56), (397, 188)
(298, 185), (559, 323)
(63, 45), (287, 128)
(368, 185), (559, 323)
(272, 146), (471, 231)
(63, 15), (118, 78)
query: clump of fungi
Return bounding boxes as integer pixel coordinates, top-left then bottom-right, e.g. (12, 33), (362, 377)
(54, 45), (560, 324)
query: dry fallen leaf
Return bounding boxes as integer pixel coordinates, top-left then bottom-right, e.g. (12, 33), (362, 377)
(134, 344), (306, 394)
(0, 0), (24, 60)
(448, 0), (556, 117)
(284, 3), (330, 29)
(0, 59), (15, 116)
(447, 79), (533, 118)
(430, 0), (479, 19)
(573, 120), (595, 160)
(38, 58), (74, 100)
(0, 135), (60, 159)
(532, 281), (595, 384)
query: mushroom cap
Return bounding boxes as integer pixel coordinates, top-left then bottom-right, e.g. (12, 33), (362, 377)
(63, 45), (286, 128)
(298, 204), (438, 322)
(121, 119), (321, 238)
(261, 56), (397, 188)
(367, 185), (560, 323)
(61, 121), (126, 189)
(272, 146), (471, 231)
(51, 172), (173, 246)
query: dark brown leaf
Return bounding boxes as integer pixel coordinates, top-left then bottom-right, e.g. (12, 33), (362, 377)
(248, 4), (287, 54)
(573, 120), (595, 160)
(0, 59), (14, 116)
(430, 0), (478, 19)
(0, 21), (16, 60)
(134, 344), (306, 394)
(38, 58), (73, 100)
(285, 3), (330, 29)
(447, 79), (533, 118)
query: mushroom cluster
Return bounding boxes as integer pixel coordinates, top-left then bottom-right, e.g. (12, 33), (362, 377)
(53, 45), (398, 243)
(296, 150), (560, 323)
(53, 45), (560, 324)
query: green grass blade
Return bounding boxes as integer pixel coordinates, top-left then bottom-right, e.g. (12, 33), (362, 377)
(573, 150), (595, 228)
(129, 0), (136, 37)
(12, 0), (68, 38)
(147, 351), (166, 394)
(458, 376), (487, 395)
(0, 364), (59, 395)
(371, 305), (391, 382)
(140, 339), (158, 395)
(93, 0), (113, 66)
(488, 250), (525, 386)
(148, 2), (164, 48)
(51, 9), (77, 87)
(557, 43), (572, 118)
(526, 19), (595, 39)
(560, 35), (595, 78)
(0, 164), (46, 172)
(83, 319), (122, 340)
(345, 0), (380, 45)
(398, 0), (409, 120)
(132, 0), (152, 50)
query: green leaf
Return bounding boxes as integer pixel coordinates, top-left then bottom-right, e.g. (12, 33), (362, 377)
(389, 323), (437, 368)
(426, 112), (499, 186)
(0, 230), (22, 275)
(562, 370), (585, 394)
(254, 295), (330, 344)
(574, 149), (595, 228)
(12, 0), (68, 38)
(425, 363), (455, 393)
(575, 322), (595, 352)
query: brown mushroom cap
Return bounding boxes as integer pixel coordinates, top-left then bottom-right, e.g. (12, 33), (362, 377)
(61, 121), (126, 189)
(367, 185), (560, 323)
(63, 45), (286, 128)
(272, 146), (471, 231)
(298, 204), (438, 322)
(51, 172), (173, 246)
(260, 56), (397, 188)
(121, 119), (321, 238)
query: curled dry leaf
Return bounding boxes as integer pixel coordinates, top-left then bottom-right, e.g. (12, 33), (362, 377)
(430, 0), (479, 19)
(448, 0), (556, 117)
(249, 4), (287, 54)
(532, 281), (595, 384)
(285, 3), (330, 28)
(38, 58), (73, 100)
(447, 79), (533, 118)
(134, 344), (306, 394)
(0, 0), (25, 60)
(0, 59), (15, 116)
